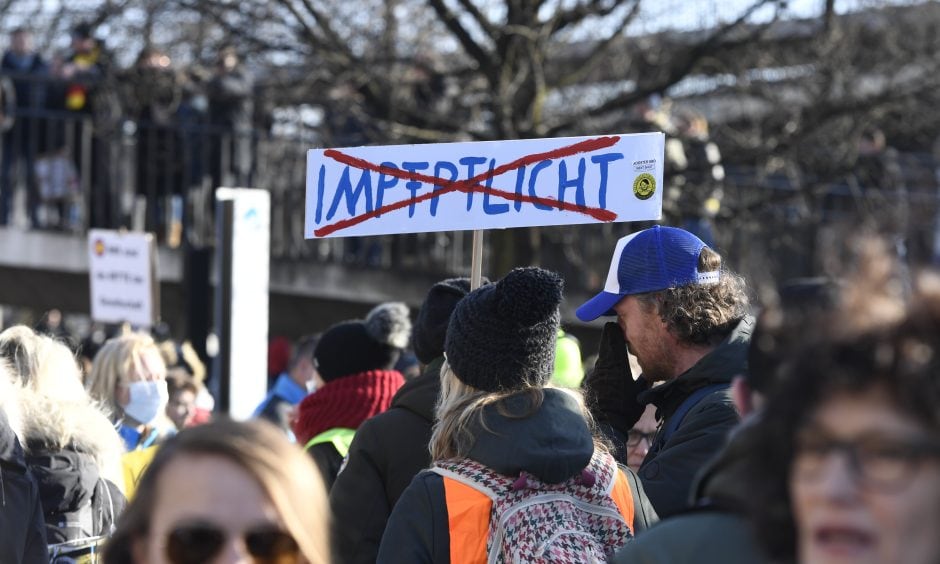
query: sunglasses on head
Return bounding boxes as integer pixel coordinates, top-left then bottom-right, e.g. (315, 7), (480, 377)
(166, 522), (300, 564)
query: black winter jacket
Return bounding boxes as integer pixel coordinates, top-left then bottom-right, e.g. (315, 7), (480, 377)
(0, 410), (48, 564)
(376, 388), (658, 563)
(634, 316), (752, 517)
(330, 357), (442, 564)
(613, 417), (769, 563)
(26, 445), (126, 544)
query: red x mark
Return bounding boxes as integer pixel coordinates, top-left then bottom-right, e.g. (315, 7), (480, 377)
(312, 135), (621, 237)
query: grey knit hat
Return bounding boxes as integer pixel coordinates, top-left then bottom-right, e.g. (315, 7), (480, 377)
(445, 267), (563, 392)
(315, 302), (411, 382)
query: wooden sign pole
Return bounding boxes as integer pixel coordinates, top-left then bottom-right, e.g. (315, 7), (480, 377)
(470, 229), (484, 290)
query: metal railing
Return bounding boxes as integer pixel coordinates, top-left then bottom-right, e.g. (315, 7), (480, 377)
(4, 71), (940, 293)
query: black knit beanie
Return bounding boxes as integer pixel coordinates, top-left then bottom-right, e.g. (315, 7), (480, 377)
(445, 267), (563, 393)
(413, 277), (489, 365)
(315, 302), (412, 382)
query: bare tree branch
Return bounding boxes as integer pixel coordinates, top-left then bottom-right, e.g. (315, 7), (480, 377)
(427, 0), (496, 76)
(454, 0), (498, 41)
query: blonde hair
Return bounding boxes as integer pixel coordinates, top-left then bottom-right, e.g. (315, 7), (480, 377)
(103, 418), (331, 564)
(0, 325), (86, 401)
(85, 332), (164, 420)
(430, 362), (607, 462)
(0, 325), (126, 486)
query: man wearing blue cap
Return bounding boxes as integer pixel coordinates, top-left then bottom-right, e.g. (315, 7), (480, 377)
(579, 225), (753, 518)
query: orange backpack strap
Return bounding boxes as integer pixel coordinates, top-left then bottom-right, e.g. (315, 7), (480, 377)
(439, 475), (491, 564)
(610, 469), (636, 532)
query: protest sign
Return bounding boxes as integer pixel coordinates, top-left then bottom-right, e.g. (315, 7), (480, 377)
(305, 132), (664, 238)
(88, 230), (158, 328)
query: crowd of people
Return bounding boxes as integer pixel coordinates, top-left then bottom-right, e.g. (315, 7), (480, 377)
(1, 224), (940, 563)
(0, 24), (253, 235)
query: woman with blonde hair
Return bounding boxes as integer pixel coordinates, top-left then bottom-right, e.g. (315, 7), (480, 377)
(104, 418), (331, 564)
(378, 268), (656, 563)
(85, 332), (173, 452)
(0, 325), (126, 550)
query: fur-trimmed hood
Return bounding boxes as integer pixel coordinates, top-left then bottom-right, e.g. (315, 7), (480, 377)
(15, 386), (125, 488)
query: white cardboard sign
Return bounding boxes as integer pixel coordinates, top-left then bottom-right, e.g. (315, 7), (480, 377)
(88, 230), (158, 327)
(305, 132), (664, 238)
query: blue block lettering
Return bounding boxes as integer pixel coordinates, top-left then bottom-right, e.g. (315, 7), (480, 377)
(460, 156), (487, 211)
(326, 166), (374, 221)
(376, 162), (400, 216)
(482, 158), (508, 215)
(402, 161), (429, 218)
(558, 158), (587, 209)
(432, 161), (458, 217)
(591, 153), (624, 210)
(528, 160), (553, 211)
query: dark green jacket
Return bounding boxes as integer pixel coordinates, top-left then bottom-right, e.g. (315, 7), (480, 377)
(635, 316), (753, 517)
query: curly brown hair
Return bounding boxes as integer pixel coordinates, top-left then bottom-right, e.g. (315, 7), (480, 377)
(637, 247), (750, 346)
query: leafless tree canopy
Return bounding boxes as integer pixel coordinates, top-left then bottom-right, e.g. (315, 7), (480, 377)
(4, 0), (940, 285)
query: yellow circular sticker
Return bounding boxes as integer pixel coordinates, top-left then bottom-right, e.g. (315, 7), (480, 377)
(633, 173), (656, 200)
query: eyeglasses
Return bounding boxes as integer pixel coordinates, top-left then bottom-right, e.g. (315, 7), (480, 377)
(166, 523), (300, 564)
(792, 433), (940, 491)
(627, 429), (657, 447)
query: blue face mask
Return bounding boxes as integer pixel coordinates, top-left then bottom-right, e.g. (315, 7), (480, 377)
(124, 380), (168, 424)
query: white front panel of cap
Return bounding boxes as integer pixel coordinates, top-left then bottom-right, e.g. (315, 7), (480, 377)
(603, 231), (643, 294)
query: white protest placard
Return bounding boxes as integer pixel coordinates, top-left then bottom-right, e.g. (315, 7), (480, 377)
(305, 132), (664, 238)
(88, 230), (158, 327)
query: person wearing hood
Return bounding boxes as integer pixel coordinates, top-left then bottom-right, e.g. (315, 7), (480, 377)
(293, 302), (411, 489)
(578, 226), (753, 518)
(0, 326), (126, 552)
(330, 277), (478, 564)
(377, 267), (657, 564)
(0, 361), (48, 564)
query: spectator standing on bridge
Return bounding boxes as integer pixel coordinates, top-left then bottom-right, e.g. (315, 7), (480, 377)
(578, 225), (752, 518)
(123, 47), (183, 242)
(331, 277), (478, 564)
(207, 44), (253, 190)
(1, 27), (47, 228)
(293, 302), (410, 488)
(60, 22), (118, 229)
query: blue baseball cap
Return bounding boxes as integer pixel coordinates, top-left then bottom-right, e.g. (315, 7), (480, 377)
(576, 226), (720, 321)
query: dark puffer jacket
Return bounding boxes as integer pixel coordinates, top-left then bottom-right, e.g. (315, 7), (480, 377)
(633, 316), (753, 518)
(330, 357), (443, 564)
(613, 418), (769, 563)
(0, 410), (48, 564)
(376, 388), (658, 563)
(26, 445), (126, 544)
